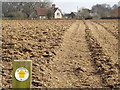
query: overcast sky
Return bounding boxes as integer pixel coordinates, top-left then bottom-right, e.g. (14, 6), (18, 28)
(52, 0), (120, 13)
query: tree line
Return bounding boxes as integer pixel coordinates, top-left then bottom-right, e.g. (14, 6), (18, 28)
(2, 1), (119, 19)
(78, 3), (119, 19)
(2, 1), (52, 19)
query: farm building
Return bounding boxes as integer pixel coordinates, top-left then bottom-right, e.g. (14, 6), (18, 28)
(34, 4), (63, 19)
(64, 12), (79, 19)
(115, 6), (120, 17)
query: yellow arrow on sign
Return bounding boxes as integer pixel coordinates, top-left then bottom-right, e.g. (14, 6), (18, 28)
(18, 70), (26, 78)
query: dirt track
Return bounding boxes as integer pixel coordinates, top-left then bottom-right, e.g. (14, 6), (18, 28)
(2, 20), (119, 88)
(46, 21), (102, 88)
(43, 20), (119, 88)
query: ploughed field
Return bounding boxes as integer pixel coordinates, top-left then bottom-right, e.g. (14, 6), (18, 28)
(2, 20), (119, 88)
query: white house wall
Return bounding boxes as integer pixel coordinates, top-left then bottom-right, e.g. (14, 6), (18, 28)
(54, 9), (62, 19)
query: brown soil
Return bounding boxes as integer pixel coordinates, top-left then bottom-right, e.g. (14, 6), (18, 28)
(1, 20), (119, 89)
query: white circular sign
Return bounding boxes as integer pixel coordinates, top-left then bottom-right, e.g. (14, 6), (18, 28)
(15, 67), (29, 81)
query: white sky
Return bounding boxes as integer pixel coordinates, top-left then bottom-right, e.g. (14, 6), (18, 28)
(52, 0), (120, 13)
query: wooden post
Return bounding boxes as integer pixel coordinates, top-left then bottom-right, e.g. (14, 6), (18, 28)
(12, 60), (32, 89)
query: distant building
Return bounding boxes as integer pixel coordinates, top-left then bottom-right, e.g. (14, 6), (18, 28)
(64, 12), (81, 19)
(115, 6), (120, 17)
(64, 13), (71, 19)
(89, 11), (100, 19)
(34, 4), (63, 19)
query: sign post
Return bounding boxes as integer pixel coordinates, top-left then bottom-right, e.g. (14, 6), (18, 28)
(12, 60), (32, 89)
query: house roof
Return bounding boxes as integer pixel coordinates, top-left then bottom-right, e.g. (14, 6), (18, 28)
(34, 7), (58, 16)
(71, 12), (78, 16)
(34, 8), (49, 16)
(64, 13), (71, 16)
(53, 8), (58, 12)
(64, 12), (81, 17)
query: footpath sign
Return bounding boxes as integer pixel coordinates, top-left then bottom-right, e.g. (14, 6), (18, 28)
(12, 60), (32, 89)
(15, 67), (29, 81)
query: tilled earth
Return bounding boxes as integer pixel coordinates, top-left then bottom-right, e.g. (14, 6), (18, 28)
(1, 20), (119, 89)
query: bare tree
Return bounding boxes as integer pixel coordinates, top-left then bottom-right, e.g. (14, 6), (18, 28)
(91, 4), (113, 17)
(2, 0), (52, 19)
